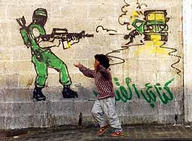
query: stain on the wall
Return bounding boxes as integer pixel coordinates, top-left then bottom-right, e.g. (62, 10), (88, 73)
(26, 78), (34, 88)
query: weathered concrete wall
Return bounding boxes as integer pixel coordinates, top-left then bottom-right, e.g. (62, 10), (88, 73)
(0, 0), (183, 129)
(184, 0), (192, 123)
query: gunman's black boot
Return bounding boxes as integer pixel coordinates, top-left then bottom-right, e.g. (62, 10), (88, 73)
(62, 85), (78, 98)
(33, 87), (46, 101)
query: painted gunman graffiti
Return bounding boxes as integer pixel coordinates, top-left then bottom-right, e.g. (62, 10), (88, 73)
(93, 77), (175, 108)
(16, 8), (94, 101)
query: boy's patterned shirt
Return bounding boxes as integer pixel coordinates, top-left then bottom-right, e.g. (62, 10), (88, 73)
(78, 65), (115, 99)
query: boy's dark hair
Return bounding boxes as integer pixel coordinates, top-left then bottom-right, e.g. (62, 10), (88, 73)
(94, 54), (110, 69)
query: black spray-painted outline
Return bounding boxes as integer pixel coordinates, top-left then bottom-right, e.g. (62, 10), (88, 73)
(136, 0), (148, 9)
(159, 42), (182, 76)
(106, 43), (144, 65)
(118, 0), (131, 30)
(106, 41), (181, 76)
(96, 25), (117, 33)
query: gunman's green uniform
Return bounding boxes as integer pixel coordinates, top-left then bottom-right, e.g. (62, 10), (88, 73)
(28, 23), (71, 87)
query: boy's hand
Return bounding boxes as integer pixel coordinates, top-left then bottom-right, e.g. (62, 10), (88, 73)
(74, 63), (82, 68)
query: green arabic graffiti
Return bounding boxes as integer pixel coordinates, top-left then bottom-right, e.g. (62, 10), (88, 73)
(93, 77), (174, 108)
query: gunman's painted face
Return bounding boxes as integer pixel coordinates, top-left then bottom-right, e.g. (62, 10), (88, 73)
(94, 59), (100, 70)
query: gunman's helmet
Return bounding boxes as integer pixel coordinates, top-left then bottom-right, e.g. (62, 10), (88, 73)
(32, 8), (48, 26)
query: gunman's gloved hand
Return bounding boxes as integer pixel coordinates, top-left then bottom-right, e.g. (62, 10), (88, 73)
(70, 36), (79, 46)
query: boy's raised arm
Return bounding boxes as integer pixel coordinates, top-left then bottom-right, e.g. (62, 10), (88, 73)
(74, 63), (94, 78)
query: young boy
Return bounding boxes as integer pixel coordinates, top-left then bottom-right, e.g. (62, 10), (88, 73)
(74, 54), (123, 136)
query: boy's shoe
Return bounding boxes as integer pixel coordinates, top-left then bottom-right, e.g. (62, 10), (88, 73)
(111, 128), (124, 137)
(97, 125), (110, 136)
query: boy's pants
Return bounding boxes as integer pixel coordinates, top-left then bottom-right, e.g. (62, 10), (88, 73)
(91, 97), (122, 129)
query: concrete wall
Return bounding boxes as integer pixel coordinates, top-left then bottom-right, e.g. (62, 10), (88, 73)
(0, 0), (184, 129)
(184, 0), (192, 123)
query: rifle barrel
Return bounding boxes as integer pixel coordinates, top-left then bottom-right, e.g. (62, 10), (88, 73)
(109, 33), (126, 35)
(85, 34), (94, 37)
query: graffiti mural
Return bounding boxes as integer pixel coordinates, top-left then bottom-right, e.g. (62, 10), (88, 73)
(93, 77), (174, 108)
(16, 8), (93, 101)
(95, 0), (182, 76)
(124, 10), (169, 45)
